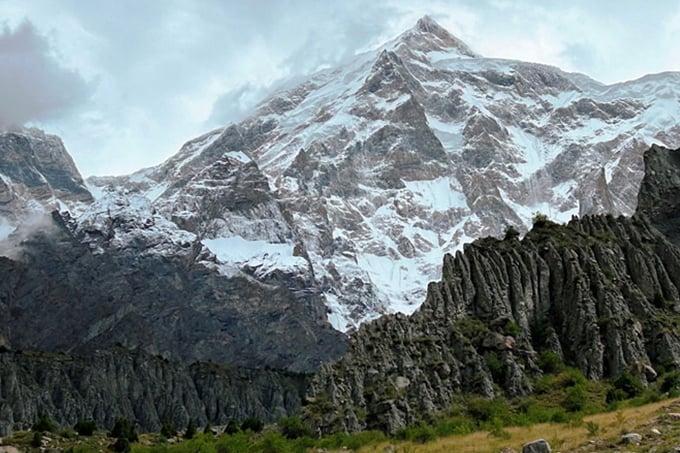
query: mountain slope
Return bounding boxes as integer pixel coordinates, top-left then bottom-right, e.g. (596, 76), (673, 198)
(93, 16), (680, 330)
(304, 145), (680, 435)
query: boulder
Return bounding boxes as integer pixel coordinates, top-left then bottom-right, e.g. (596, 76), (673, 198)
(522, 438), (551, 453)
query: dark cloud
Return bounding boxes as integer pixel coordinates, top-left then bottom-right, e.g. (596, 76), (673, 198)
(0, 20), (92, 128)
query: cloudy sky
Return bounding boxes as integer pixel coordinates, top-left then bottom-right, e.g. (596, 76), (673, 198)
(2, 0), (679, 177)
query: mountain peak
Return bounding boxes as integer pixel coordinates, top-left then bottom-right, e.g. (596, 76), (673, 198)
(415, 15), (446, 34)
(394, 15), (480, 58)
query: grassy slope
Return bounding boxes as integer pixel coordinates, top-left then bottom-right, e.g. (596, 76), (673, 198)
(3, 398), (680, 452)
(356, 398), (680, 453)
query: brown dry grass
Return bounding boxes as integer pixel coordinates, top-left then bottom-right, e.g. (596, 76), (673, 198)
(349, 397), (680, 453)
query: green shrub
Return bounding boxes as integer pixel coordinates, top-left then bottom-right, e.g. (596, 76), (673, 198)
(452, 318), (488, 344)
(315, 432), (350, 450)
(532, 212), (549, 227)
(517, 398), (556, 424)
(112, 437), (130, 453)
(224, 419), (240, 435)
(586, 421), (600, 436)
(661, 371), (680, 394)
(33, 413), (57, 433)
(484, 352), (504, 381)
(241, 417), (264, 433)
(74, 419), (97, 436)
(258, 432), (289, 453)
(216, 432), (252, 453)
(488, 418), (511, 440)
(612, 371), (643, 398)
(434, 416), (474, 436)
(110, 417), (138, 443)
(278, 415), (313, 439)
(465, 397), (511, 425)
(60, 428), (77, 439)
(185, 418), (197, 439)
(502, 320), (521, 337)
(537, 351), (564, 374)
(605, 388), (628, 404)
(562, 368), (587, 388)
(160, 417), (176, 438)
(563, 384), (587, 412)
(550, 410), (569, 423)
(504, 226), (520, 241)
(396, 423), (437, 443)
(31, 431), (42, 448)
(343, 430), (386, 450)
(173, 434), (218, 453)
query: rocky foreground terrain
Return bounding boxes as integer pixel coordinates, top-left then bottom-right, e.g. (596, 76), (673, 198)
(0, 347), (307, 437)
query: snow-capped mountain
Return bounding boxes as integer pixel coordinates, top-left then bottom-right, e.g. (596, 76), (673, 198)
(5, 17), (680, 340)
(92, 16), (680, 331)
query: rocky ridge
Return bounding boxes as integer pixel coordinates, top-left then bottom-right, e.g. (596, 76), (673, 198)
(0, 128), (91, 236)
(0, 347), (307, 437)
(305, 145), (680, 435)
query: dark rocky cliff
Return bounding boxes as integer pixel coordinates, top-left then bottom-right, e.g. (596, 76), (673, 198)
(637, 143), (680, 247)
(0, 211), (345, 373)
(0, 347), (308, 437)
(306, 146), (680, 435)
(0, 129), (92, 219)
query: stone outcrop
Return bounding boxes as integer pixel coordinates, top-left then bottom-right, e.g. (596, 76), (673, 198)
(636, 144), (680, 247)
(0, 347), (307, 436)
(305, 146), (680, 434)
(0, 129), (92, 220)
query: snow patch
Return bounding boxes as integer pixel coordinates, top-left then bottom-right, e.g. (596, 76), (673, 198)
(0, 220), (16, 241)
(225, 151), (251, 163)
(426, 114), (464, 150)
(402, 177), (467, 211)
(202, 236), (308, 277)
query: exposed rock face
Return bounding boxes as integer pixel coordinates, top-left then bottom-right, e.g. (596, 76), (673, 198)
(0, 128), (91, 221)
(0, 210), (345, 373)
(636, 144), (680, 246)
(306, 148), (680, 434)
(0, 348), (307, 437)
